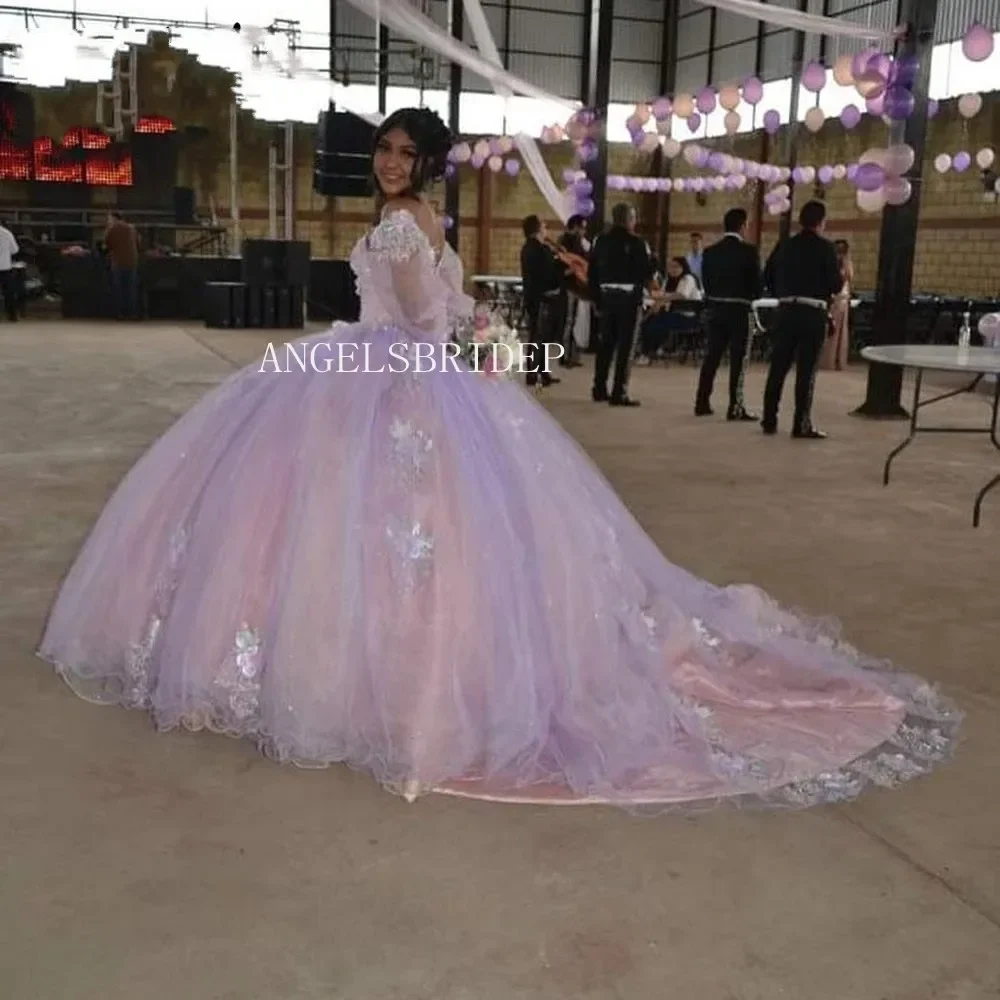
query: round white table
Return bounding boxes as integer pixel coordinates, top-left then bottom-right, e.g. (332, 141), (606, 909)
(861, 344), (1000, 526)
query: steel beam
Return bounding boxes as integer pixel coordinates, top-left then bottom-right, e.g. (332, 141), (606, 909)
(445, 0), (463, 251)
(583, 0), (615, 236)
(853, 0), (940, 419)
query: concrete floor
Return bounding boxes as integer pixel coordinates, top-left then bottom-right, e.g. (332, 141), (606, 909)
(2, 320), (999, 1000)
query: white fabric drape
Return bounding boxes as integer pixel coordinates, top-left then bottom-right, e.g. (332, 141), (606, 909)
(461, 0), (572, 222)
(341, 0), (579, 109)
(692, 0), (904, 41)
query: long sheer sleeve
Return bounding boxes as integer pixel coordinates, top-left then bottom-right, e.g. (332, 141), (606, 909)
(366, 209), (447, 336)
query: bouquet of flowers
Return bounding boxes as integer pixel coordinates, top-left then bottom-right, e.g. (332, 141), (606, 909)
(454, 306), (524, 379)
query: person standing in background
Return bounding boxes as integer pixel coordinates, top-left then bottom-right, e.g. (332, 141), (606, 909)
(104, 212), (141, 321)
(0, 219), (20, 322)
(761, 200), (842, 439)
(557, 214), (587, 368)
(588, 203), (654, 407)
(685, 232), (705, 287)
(519, 215), (563, 389)
(820, 239), (854, 371)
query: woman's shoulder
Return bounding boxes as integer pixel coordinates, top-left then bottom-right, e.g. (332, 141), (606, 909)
(372, 198), (442, 259)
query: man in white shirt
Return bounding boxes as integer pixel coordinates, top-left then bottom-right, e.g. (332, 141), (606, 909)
(0, 220), (20, 322)
(685, 232), (704, 286)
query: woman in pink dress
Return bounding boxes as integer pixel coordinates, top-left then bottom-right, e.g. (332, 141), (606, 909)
(37, 109), (960, 809)
(821, 240), (854, 371)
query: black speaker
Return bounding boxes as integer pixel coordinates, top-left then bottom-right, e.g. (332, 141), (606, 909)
(241, 239), (310, 286)
(173, 186), (195, 224)
(314, 105), (376, 197)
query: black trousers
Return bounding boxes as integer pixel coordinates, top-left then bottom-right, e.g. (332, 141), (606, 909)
(762, 304), (827, 431)
(695, 304), (752, 411)
(524, 294), (565, 385)
(561, 291), (580, 363)
(594, 292), (640, 399)
(0, 269), (18, 321)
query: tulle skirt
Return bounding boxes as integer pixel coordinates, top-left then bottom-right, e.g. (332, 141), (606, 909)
(38, 324), (961, 809)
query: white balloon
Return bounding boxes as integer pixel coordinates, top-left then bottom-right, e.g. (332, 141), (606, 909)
(732, 174), (747, 189)
(774, 183), (790, 198)
(976, 147), (996, 170)
(995, 177), (1000, 194)
(767, 201), (783, 216)
(883, 176), (912, 205)
(497, 135), (514, 154)
(779, 167), (792, 181)
(452, 141), (471, 163)
(799, 166), (816, 184)
(833, 53), (855, 86)
(958, 92), (983, 119)
(662, 137), (682, 158)
(683, 143), (702, 165)
(473, 139), (491, 159)
(833, 163), (847, 180)
(487, 155), (503, 173)
(859, 147), (888, 167)
(633, 103), (651, 125)
(978, 313), (1000, 346)
(712, 175), (727, 191)
(724, 110), (741, 134)
(884, 143), (915, 176)
(856, 188), (886, 213)
(804, 106), (825, 133)
(934, 153), (952, 173)
(641, 132), (660, 153)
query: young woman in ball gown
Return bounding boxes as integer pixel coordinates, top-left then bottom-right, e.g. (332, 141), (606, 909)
(38, 108), (960, 808)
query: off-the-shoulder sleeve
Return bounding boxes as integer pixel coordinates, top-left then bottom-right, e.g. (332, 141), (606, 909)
(368, 209), (444, 335)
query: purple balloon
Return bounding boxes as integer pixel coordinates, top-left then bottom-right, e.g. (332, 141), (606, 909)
(488, 138), (503, 156)
(791, 166), (804, 183)
(696, 87), (717, 115)
(962, 22), (995, 62)
(846, 162), (859, 181)
(691, 177), (705, 192)
(644, 177), (659, 192)
(891, 54), (919, 89)
(578, 198), (595, 216)
(818, 165), (834, 184)
(708, 152), (726, 171)
(801, 61), (827, 93)
(866, 52), (893, 80)
(470, 153), (485, 169)
(630, 129), (646, 148)
(574, 178), (593, 196)
(953, 151), (971, 172)
(742, 76), (764, 105)
(504, 158), (520, 177)
(840, 103), (862, 129)
(855, 162), (885, 191)
(927, 98), (940, 118)
(884, 85), (915, 120)
(652, 96), (672, 120)
(445, 162), (456, 179)
(763, 109), (781, 134)
(628, 177), (643, 192)
(852, 47), (878, 79)
(695, 147), (712, 168)
(687, 113), (702, 134)
(865, 92), (885, 116)
(442, 214), (454, 230)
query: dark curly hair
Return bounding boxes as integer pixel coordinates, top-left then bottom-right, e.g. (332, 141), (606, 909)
(371, 107), (453, 206)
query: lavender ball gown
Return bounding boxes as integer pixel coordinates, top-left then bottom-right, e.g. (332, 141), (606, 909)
(38, 209), (960, 808)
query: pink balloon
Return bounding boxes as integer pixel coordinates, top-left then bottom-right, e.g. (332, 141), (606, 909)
(962, 21), (995, 62)
(801, 61), (827, 93)
(865, 92), (885, 116)
(742, 76), (764, 105)
(818, 164), (834, 184)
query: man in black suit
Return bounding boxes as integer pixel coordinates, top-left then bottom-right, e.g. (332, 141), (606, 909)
(761, 199), (842, 439)
(519, 214), (563, 388)
(588, 203), (655, 407)
(695, 207), (762, 421)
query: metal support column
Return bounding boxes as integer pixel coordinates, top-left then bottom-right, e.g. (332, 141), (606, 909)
(583, 0), (615, 235)
(779, 0), (809, 241)
(854, 0), (940, 419)
(654, 0), (679, 265)
(377, 24), (390, 115)
(445, 0), (463, 251)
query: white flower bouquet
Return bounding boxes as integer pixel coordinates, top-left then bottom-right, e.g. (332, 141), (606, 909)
(455, 307), (524, 379)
